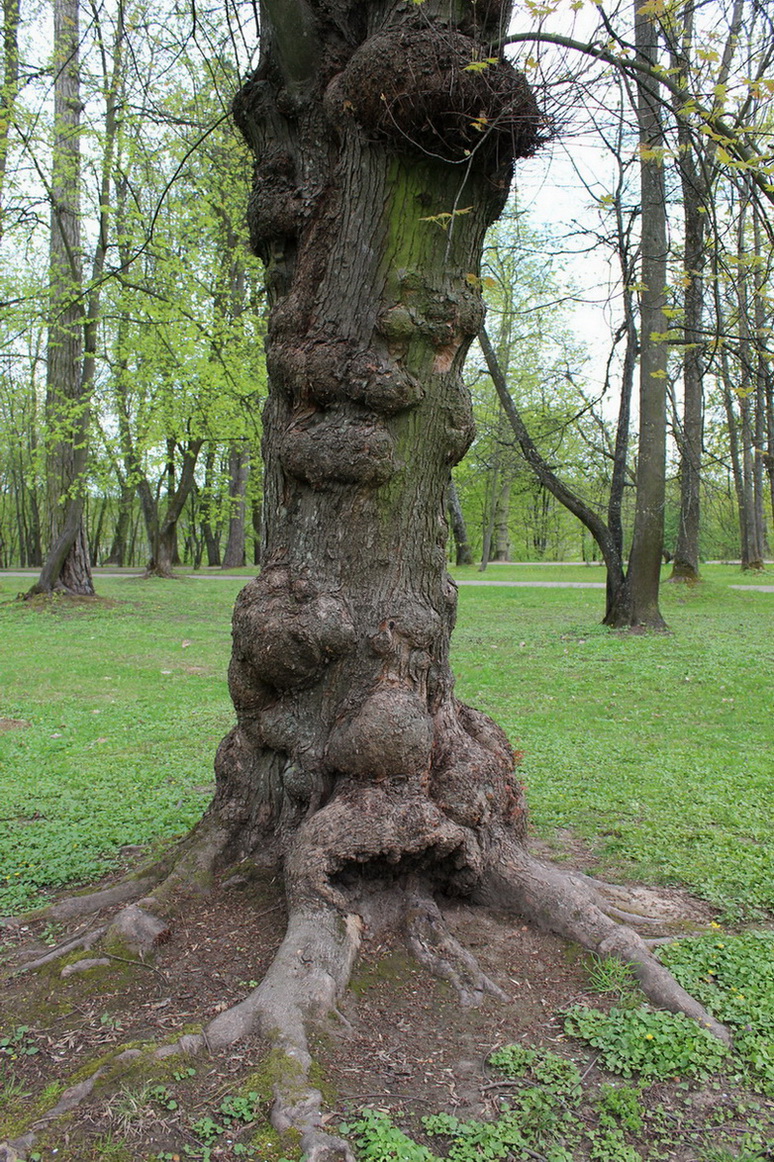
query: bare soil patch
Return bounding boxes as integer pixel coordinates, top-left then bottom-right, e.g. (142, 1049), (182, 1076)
(0, 719), (30, 733)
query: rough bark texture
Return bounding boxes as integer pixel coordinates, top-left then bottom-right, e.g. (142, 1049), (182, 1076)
(209, 0), (541, 891)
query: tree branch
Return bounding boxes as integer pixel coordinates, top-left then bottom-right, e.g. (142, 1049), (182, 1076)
(478, 327), (623, 582)
(501, 29), (774, 210)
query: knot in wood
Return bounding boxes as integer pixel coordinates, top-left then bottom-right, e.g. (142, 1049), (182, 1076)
(232, 571), (356, 690)
(279, 409), (397, 488)
(338, 28), (542, 163)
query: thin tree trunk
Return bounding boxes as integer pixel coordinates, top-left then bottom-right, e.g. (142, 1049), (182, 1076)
(478, 328), (626, 614)
(222, 441), (249, 569)
(735, 199), (764, 570)
(752, 207), (769, 559)
(0, 0), (20, 240)
(479, 457), (500, 571)
(199, 446), (222, 568)
(609, 0), (669, 628)
(668, 3), (705, 582)
(145, 440), (203, 576)
(607, 269), (636, 573)
(104, 477), (134, 566)
(251, 495), (262, 566)
(447, 477), (473, 566)
(493, 473), (511, 560)
(32, 0), (124, 596)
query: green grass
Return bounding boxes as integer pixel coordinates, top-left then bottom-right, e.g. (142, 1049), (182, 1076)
(0, 577), (240, 911)
(0, 565), (772, 917)
(451, 566), (774, 918)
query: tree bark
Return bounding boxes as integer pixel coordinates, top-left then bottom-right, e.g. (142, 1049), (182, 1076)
(668, 3), (705, 584)
(0, 0), (20, 240)
(31, 0), (125, 596)
(33, 0), (94, 597)
(222, 440), (250, 568)
(211, 0), (541, 862)
(607, 0), (669, 629)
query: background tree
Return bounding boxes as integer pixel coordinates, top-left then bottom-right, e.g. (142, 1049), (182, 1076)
(33, 0), (94, 595)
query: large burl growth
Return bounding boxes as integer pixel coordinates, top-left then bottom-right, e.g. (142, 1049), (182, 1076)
(2, 6), (730, 1162)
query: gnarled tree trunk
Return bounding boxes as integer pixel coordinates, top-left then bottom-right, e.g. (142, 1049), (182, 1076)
(210, 0), (540, 890)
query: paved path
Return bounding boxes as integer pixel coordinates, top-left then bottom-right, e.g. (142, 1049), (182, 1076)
(2, 571), (773, 592)
(456, 579), (605, 588)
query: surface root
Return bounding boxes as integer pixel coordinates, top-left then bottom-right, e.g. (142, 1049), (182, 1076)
(481, 840), (732, 1043)
(403, 886), (509, 1006)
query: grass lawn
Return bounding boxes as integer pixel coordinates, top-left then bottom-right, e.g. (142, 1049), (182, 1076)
(0, 565), (772, 919)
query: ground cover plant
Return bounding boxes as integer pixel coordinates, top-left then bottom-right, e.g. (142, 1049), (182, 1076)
(0, 566), (772, 1159)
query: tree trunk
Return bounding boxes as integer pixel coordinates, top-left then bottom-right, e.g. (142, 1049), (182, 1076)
(479, 456), (500, 570)
(0, 0), (20, 241)
(215, 0), (541, 852)
(668, 4), (705, 584)
(607, 1), (669, 629)
(144, 440), (204, 576)
(199, 446), (222, 567)
(735, 199), (765, 571)
(493, 473), (511, 560)
(447, 477), (473, 566)
(222, 440), (250, 568)
(33, 0), (94, 597)
(251, 494), (262, 565)
(104, 477), (134, 566)
(31, 0), (124, 596)
(752, 206), (769, 561)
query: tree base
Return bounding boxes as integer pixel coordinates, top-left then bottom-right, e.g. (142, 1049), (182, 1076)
(0, 818), (731, 1161)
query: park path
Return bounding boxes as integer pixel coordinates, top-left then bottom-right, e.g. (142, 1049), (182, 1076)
(2, 569), (773, 592)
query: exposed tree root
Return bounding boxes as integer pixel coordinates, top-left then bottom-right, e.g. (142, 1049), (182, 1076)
(13, 926), (107, 973)
(478, 835), (732, 1043)
(30, 875), (160, 922)
(1, 809), (733, 1160)
(402, 886), (510, 1006)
